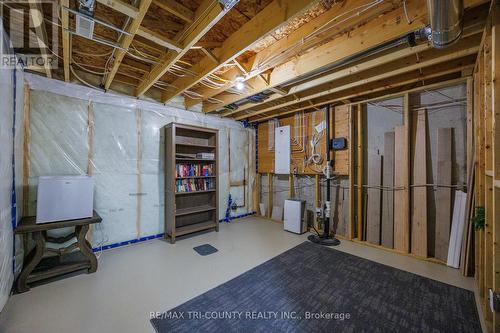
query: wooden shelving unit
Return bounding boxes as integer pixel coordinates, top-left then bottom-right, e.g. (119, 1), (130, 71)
(163, 123), (218, 243)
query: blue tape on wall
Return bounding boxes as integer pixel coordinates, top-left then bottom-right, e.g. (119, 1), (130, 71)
(92, 212), (256, 253)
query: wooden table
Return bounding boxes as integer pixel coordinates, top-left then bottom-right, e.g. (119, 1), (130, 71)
(15, 211), (102, 292)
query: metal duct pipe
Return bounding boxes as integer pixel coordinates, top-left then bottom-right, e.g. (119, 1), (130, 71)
(427, 0), (464, 48)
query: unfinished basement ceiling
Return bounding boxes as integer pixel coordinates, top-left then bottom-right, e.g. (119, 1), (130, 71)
(1, 0), (490, 118)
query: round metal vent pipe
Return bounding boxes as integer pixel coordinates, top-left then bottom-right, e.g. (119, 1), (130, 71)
(427, 0), (464, 48)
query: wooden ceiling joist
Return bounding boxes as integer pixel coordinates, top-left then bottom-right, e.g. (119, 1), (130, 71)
(103, 0), (153, 90)
(96, 0), (139, 18)
(202, 0), (429, 113)
(160, 0), (319, 104)
(137, 26), (182, 52)
(135, 0), (228, 97)
(204, 0), (488, 114)
(153, 0), (194, 23)
(186, 0), (396, 109)
(232, 33), (481, 120)
(251, 63), (472, 123)
(241, 55), (477, 121)
(60, 0), (70, 82)
(28, 0), (52, 78)
(221, 3), (486, 117)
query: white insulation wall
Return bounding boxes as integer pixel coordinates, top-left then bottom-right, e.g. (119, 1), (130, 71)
(24, 74), (255, 248)
(0, 23), (24, 312)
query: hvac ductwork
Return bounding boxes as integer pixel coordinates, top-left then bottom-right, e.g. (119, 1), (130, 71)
(427, 0), (464, 48)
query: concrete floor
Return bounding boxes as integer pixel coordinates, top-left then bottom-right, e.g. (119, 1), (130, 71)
(0, 216), (482, 333)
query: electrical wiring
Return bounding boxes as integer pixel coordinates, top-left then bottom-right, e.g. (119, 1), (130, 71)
(70, 65), (105, 91)
(71, 59), (107, 75)
(73, 49), (113, 57)
(255, 0), (385, 72)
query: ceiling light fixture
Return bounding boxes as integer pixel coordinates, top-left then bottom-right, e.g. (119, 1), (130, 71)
(235, 76), (245, 91)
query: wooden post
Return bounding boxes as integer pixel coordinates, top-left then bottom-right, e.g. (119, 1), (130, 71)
(357, 103), (364, 240)
(394, 93), (411, 253)
(491, 4), (500, 331)
(254, 173), (261, 214)
(348, 105), (355, 239)
(289, 173), (295, 198)
(483, 30), (494, 324)
(267, 173), (273, 219)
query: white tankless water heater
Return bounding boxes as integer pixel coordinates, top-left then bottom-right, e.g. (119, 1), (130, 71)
(36, 176), (94, 223)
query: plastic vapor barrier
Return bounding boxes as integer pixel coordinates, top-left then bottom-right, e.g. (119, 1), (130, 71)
(24, 73), (254, 248)
(0, 23), (24, 311)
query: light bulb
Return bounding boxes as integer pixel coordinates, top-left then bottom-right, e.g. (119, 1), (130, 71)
(235, 81), (244, 90)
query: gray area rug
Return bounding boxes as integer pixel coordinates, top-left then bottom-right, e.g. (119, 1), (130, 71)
(151, 241), (481, 332)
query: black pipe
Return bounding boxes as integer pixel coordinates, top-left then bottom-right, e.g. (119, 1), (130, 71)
(324, 104), (331, 238)
(307, 105), (339, 246)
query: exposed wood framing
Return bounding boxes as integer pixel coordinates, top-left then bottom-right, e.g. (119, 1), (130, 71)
(161, 0), (317, 104)
(187, 0), (396, 108)
(491, 2), (500, 331)
(96, 0), (139, 18)
(203, 0), (430, 113)
(28, 0), (51, 77)
(154, 0), (194, 23)
(136, 26), (182, 52)
(60, 0), (70, 82)
(235, 36), (480, 120)
(267, 173), (273, 219)
(348, 105), (355, 239)
(104, 0), (153, 90)
(250, 60), (474, 122)
(356, 103), (364, 240)
(135, 0), (228, 96)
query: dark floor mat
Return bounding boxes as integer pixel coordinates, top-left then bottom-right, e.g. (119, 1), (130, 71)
(152, 241), (481, 333)
(193, 244), (218, 256)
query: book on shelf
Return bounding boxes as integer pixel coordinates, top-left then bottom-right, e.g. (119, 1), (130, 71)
(196, 152), (215, 159)
(176, 153), (197, 159)
(176, 178), (215, 193)
(176, 163), (214, 177)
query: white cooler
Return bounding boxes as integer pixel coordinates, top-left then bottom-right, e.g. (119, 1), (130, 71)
(36, 176), (94, 223)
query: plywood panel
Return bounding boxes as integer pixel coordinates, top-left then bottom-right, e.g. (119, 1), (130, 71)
(382, 132), (395, 248)
(411, 109), (428, 257)
(257, 108), (349, 175)
(435, 128), (453, 261)
(394, 125), (407, 251)
(366, 154), (382, 244)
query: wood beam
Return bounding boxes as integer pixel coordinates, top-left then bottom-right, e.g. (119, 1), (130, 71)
(491, 2), (500, 331)
(221, 9), (486, 117)
(135, 0), (228, 97)
(204, 0), (487, 114)
(154, 0), (194, 23)
(356, 103), (364, 240)
(96, 0), (139, 18)
(60, 0), (70, 82)
(28, 0), (51, 78)
(136, 26), (182, 52)
(104, 0), (153, 90)
(250, 61), (472, 122)
(203, 0), (429, 113)
(235, 35), (480, 120)
(193, 0), (398, 107)
(161, 0), (317, 104)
